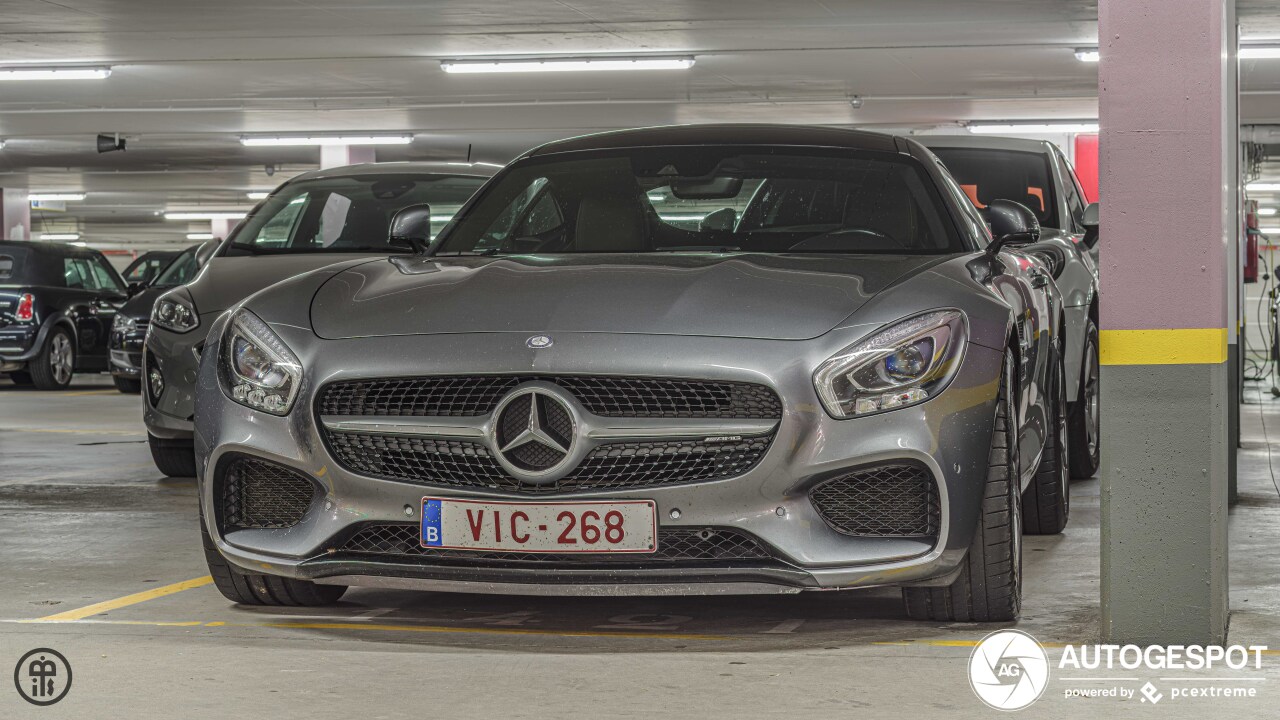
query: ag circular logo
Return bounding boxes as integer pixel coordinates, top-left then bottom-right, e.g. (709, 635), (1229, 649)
(526, 335), (553, 349)
(968, 630), (1049, 711)
(14, 648), (72, 706)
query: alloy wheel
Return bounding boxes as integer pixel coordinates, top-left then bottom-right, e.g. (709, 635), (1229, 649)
(50, 333), (73, 385)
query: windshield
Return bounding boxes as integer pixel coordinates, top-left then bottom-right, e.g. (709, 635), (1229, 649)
(928, 147), (1059, 229)
(434, 147), (962, 256)
(153, 248), (201, 286)
(228, 174), (486, 254)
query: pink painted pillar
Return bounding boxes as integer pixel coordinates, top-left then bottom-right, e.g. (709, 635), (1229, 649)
(1098, 0), (1235, 644)
(1, 189), (31, 240)
(319, 145), (376, 169)
(210, 217), (237, 241)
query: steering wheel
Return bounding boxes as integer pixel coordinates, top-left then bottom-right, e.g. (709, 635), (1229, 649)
(787, 227), (906, 252)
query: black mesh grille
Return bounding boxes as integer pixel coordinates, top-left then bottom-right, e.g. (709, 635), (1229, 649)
(319, 376), (781, 419)
(324, 432), (772, 493)
(808, 464), (940, 537)
(222, 458), (316, 529)
(337, 523), (774, 563)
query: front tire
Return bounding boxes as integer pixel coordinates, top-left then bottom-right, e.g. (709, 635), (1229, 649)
(148, 433), (197, 477)
(202, 521), (346, 606)
(903, 350), (1022, 622)
(29, 327), (75, 390)
(1067, 319), (1101, 478)
(113, 376), (142, 394)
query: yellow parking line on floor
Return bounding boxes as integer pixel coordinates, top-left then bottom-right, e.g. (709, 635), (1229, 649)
(29, 576), (213, 622)
(58, 389), (120, 397)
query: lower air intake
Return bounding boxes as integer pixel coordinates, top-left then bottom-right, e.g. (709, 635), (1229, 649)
(808, 463), (940, 537)
(222, 457), (316, 530)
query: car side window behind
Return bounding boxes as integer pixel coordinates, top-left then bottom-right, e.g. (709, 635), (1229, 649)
(248, 195), (308, 248)
(1056, 149), (1087, 232)
(64, 258), (91, 289)
(0, 255), (12, 280)
(90, 257), (126, 293)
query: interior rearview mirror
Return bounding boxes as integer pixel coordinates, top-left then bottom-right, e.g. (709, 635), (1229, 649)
(983, 199), (1041, 256)
(670, 176), (743, 200)
(389, 203), (433, 253)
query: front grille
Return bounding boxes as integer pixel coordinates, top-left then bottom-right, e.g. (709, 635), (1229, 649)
(319, 375), (782, 419)
(337, 523), (774, 563)
(324, 432), (772, 493)
(808, 464), (940, 537)
(222, 458), (316, 529)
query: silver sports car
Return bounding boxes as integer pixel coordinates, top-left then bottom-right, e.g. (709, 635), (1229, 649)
(194, 125), (1067, 622)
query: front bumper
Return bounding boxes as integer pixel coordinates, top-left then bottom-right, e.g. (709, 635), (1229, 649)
(109, 328), (146, 378)
(195, 326), (1004, 594)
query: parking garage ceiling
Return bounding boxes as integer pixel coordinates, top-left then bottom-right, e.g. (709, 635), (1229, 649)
(2, 0), (1280, 244)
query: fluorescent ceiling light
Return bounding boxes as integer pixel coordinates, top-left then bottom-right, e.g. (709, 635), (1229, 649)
(1241, 44), (1280, 59)
(1259, 208), (1278, 216)
(1074, 48), (1100, 62)
(186, 233), (216, 240)
(29, 193), (86, 202)
(441, 56), (694, 74)
(246, 191), (270, 200)
(164, 211), (248, 221)
(39, 233), (81, 241)
(968, 122), (1099, 134)
(240, 135), (413, 147)
(0, 66), (111, 81)
(1247, 183), (1280, 192)
(1260, 227), (1280, 234)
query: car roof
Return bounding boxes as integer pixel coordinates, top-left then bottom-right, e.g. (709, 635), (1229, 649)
(523, 124), (907, 158)
(0, 240), (99, 257)
(915, 134), (1056, 154)
(285, 163), (491, 184)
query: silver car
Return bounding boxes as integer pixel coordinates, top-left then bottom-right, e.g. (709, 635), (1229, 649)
(143, 165), (488, 476)
(919, 135), (1101, 478)
(194, 125), (1067, 622)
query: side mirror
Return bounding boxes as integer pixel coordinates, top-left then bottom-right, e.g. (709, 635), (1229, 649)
(389, 203), (433, 253)
(983, 199), (1041, 255)
(699, 207), (737, 232)
(1081, 202), (1100, 249)
(126, 281), (145, 298)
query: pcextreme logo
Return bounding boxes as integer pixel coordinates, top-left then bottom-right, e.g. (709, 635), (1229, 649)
(969, 630), (1051, 711)
(967, 631), (1269, 711)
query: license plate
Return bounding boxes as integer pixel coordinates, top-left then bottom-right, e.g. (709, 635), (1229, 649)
(421, 497), (657, 553)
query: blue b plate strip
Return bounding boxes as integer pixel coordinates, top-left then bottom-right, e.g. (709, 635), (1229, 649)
(421, 498), (443, 546)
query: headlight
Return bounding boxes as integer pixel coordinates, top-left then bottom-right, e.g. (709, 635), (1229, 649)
(813, 309), (967, 418)
(151, 291), (199, 333)
(219, 308), (302, 415)
(113, 314), (138, 333)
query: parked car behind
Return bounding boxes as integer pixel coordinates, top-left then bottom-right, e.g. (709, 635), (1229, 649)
(920, 135), (1102, 478)
(143, 164), (488, 477)
(194, 124), (1068, 621)
(110, 242), (214, 393)
(0, 240), (128, 389)
(121, 249), (183, 290)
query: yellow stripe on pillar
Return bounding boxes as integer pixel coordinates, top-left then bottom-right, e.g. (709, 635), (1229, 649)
(1099, 328), (1228, 365)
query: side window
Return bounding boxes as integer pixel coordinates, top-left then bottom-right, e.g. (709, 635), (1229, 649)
(936, 161), (990, 247)
(63, 258), (90, 290)
(248, 195), (308, 248)
(514, 191), (563, 237)
(1057, 150), (1087, 232)
(480, 178), (551, 246)
(91, 258), (125, 293)
(0, 256), (12, 280)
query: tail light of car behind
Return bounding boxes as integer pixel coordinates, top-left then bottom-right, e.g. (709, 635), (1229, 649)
(15, 293), (34, 321)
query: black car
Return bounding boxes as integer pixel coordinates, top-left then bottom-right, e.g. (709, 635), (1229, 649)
(109, 243), (211, 393)
(121, 250), (183, 290)
(0, 240), (129, 389)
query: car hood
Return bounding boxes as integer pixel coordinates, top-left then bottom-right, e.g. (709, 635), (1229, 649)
(309, 254), (952, 341)
(118, 285), (173, 320)
(189, 253), (385, 315)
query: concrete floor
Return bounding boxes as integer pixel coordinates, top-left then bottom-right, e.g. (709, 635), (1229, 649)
(1, 374), (1278, 718)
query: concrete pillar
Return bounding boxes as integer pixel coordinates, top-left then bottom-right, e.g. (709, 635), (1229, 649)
(1098, 0), (1234, 644)
(319, 144), (376, 169)
(1, 189), (31, 240)
(210, 217), (237, 241)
